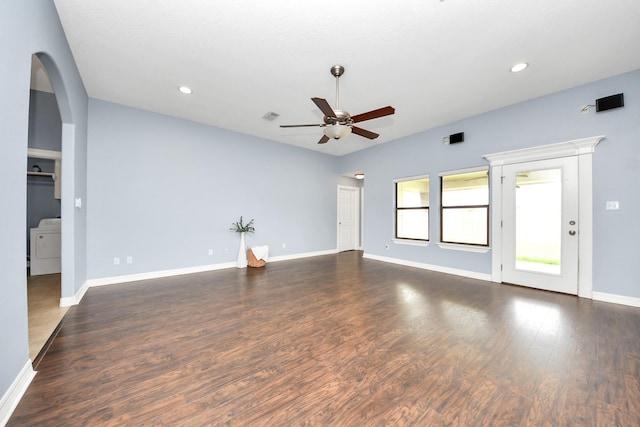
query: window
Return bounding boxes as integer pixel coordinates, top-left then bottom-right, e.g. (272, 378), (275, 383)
(395, 176), (429, 241)
(440, 169), (489, 246)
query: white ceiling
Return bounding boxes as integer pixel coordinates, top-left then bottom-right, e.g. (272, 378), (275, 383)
(52, 0), (640, 156)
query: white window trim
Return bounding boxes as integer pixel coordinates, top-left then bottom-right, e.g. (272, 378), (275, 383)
(393, 238), (430, 247)
(439, 166), (490, 247)
(483, 135), (603, 299)
(393, 173), (430, 183)
(394, 174), (430, 243)
(438, 165), (488, 177)
(437, 242), (490, 253)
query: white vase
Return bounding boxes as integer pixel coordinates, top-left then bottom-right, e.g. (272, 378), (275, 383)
(236, 232), (247, 268)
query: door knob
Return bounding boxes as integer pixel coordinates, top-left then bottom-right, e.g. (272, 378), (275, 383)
(569, 230), (576, 236)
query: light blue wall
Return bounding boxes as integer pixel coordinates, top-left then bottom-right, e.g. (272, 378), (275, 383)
(86, 99), (341, 279)
(28, 90), (62, 151)
(339, 69), (640, 298)
(0, 0), (87, 402)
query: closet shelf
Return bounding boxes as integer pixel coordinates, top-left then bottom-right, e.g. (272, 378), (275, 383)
(27, 148), (61, 200)
(27, 171), (56, 180)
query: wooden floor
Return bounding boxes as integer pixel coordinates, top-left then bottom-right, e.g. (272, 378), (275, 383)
(27, 273), (68, 361)
(10, 252), (640, 426)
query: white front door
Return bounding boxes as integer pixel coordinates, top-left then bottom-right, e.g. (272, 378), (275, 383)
(502, 156), (579, 294)
(337, 186), (360, 252)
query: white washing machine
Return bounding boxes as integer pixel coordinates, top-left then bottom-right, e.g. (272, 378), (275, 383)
(30, 218), (61, 276)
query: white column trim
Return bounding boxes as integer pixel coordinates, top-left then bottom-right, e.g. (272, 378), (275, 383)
(488, 164), (503, 283)
(577, 151), (594, 298)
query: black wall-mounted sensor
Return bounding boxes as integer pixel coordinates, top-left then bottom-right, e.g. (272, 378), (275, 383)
(596, 93), (624, 112)
(449, 132), (465, 144)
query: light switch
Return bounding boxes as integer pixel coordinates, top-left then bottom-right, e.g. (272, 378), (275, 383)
(75, 197), (82, 208)
(606, 201), (620, 210)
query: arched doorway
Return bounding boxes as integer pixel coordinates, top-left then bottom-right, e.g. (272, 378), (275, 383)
(27, 51), (83, 364)
(26, 54), (69, 362)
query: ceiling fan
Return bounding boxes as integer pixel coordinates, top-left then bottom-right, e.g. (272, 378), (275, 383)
(280, 65), (395, 144)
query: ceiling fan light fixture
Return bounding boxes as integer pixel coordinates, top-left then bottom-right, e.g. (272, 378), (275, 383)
(323, 124), (352, 140)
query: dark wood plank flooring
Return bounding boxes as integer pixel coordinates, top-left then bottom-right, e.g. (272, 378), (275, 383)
(9, 251), (640, 426)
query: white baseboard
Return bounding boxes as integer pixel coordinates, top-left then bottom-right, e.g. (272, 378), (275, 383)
(59, 280), (89, 307)
(0, 360), (36, 427)
(86, 262), (236, 288)
(592, 291), (640, 308)
(82, 249), (339, 291)
(363, 252), (492, 282)
(268, 249), (337, 263)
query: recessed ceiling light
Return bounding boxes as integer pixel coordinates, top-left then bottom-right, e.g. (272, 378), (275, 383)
(510, 62), (529, 73)
(178, 86), (193, 94)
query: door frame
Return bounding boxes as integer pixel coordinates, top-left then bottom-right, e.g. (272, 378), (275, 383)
(337, 185), (362, 252)
(484, 136), (603, 298)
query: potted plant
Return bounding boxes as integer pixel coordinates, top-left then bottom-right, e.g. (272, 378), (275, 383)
(230, 216), (255, 234)
(230, 216), (254, 268)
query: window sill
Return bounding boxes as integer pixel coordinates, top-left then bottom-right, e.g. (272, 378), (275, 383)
(437, 243), (490, 253)
(393, 239), (430, 247)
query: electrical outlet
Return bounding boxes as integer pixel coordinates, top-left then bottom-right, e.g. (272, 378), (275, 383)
(208, 249), (214, 255)
(113, 257), (120, 265)
(126, 256), (133, 264)
(224, 248), (228, 254)
(282, 243), (286, 249)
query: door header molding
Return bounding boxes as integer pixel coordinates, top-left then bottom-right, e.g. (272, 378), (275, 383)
(483, 135), (604, 166)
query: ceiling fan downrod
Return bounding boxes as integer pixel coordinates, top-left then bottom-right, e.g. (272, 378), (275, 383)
(331, 65), (345, 110)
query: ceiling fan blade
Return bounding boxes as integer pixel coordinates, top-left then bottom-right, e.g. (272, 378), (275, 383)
(280, 124), (324, 128)
(311, 97), (337, 118)
(351, 126), (379, 140)
(318, 135), (330, 144)
(351, 106), (395, 123)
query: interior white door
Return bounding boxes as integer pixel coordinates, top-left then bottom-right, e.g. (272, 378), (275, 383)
(502, 156), (579, 294)
(337, 186), (360, 252)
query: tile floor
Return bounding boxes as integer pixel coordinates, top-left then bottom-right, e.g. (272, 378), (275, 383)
(27, 273), (68, 360)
